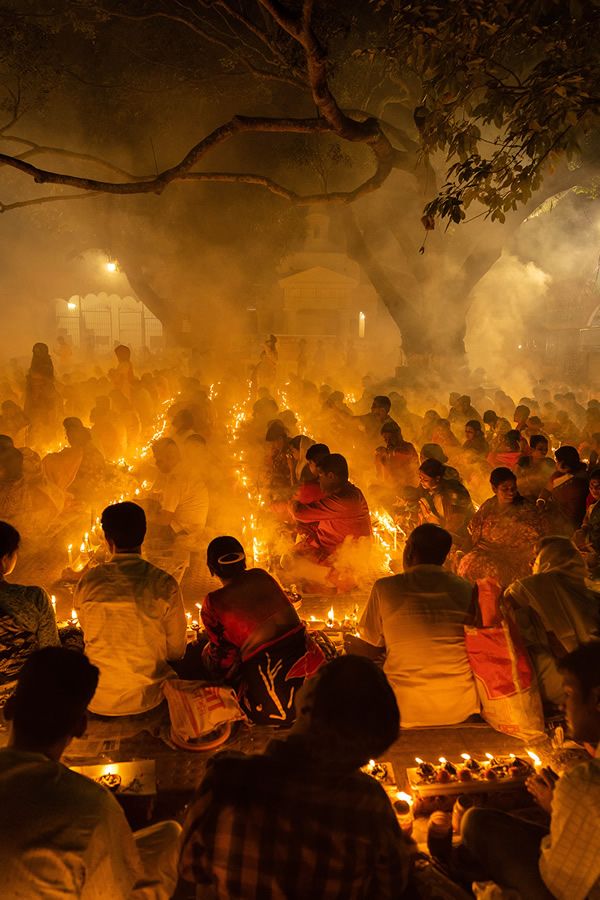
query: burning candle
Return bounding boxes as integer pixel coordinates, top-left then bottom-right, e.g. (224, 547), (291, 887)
(67, 544), (73, 565)
(51, 595), (57, 616)
(394, 791), (414, 835)
(526, 750), (542, 771)
(71, 608), (79, 626)
(327, 606), (335, 628)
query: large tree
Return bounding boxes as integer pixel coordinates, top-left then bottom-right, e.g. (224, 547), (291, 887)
(0, 0), (599, 356)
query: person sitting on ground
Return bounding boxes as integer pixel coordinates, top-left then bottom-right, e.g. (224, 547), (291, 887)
(293, 441), (329, 503)
(540, 445), (589, 535)
(349, 524), (479, 728)
(575, 467), (600, 573)
(75, 502), (186, 716)
(462, 642), (600, 900)
(505, 536), (600, 707)
(0, 521), (59, 701)
(179, 655), (414, 898)
(516, 434), (556, 501)
(417, 458), (474, 550)
(462, 419), (488, 457)
(291, 453), (372, 562)
(449, 395), (481, 429)
(148, 436), (209, 544)
(458, 467), (546, 586)
(264, 419), (293, 500)
(375, 421), (419, 489)
(360, 394), (399, 439)
(0, 647), (181, 898)
(200, 536), (326, 725)
(487, 427), (522, 470)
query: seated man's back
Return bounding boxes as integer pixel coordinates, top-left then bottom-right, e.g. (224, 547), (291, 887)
(179, 656), (412, 899)
(0, 748), (143, 898)
(76, 502), (186, 716)
(360, 524), (479, 727)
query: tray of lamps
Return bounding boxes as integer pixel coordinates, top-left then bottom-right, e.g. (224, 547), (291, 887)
(71, 759), (156, 796)
(408, 753), (537, 803)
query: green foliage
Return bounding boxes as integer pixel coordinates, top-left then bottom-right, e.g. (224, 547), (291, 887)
(374, 0), (600, 224)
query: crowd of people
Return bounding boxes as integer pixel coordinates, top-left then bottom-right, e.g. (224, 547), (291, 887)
(0, 336), (599, 897)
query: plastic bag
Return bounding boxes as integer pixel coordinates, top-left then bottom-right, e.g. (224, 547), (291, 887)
(464, 617), (545, 741)
(163, 679), (246, 751)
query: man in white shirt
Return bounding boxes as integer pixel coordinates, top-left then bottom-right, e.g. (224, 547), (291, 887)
(76, 501), (187, 717)
(150, 437), (209, 539)
(462, 641), (600, 900)
(350, 524), (479, 727)
(0, 647), (180, 898)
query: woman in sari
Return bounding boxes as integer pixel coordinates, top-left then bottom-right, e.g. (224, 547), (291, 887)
(505, 536), (600, 705)
(458, 467), (546, 587)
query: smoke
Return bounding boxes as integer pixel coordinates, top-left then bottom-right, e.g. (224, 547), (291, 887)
(465, 252), (551, 396)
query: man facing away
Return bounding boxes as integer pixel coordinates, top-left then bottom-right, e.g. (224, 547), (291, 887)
(462, 641), (600, 900)
(76, 501), (186, 717)
(0, 647), (180, 898)
(178, 655), (414, 899)
(350, 524), (479, 728)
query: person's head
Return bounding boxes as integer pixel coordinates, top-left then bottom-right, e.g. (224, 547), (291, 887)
(101, 501), (146, 553)
(555, 445), (581, 474)
(514, 404), (530, 424)
(527, 415), (543, 433)
(420, 443), (448, 465)
(305, 442), (330, 477)
(464, 419), (482, 441)
(152, 437), (180, 473)
(0, 521), (20, 576)
(418, 458), (445, 491)
(458, 395), (471, 413)
(265, 420), (288, 452)
(557, 643), (600, 745)
(0, 434), (14, 452)
(114, 344), (131, 363)
(207, 536), (247, 581)
(530, 434), (549, 460)
(533, 535), (584, 576)
(403, 523), (452, 568)
(171, 408), (195, 433)
(371, 395), (391, 423)
(293, 656), (400, 770)
(63, 416), (91, 448)
(317, 453), (349, 494)
(381, 421), (402, 449)
(500, 429), (521, 452)
(0, 447), (23, 482)
(32, 342), (50, 359)
(490, 467), (517, 504)
(3, 648), (99, 760)
(483, 409), (498, 427)
(588, 467), (600, 502)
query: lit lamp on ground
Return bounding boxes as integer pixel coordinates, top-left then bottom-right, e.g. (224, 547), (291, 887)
(358, 310), (366, 339)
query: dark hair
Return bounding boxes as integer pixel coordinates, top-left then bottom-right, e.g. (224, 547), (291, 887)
(419, 458), (445, 480)
(465, 420), (482, 433)
(305, 442), (330, 463)
(0, 434), (14, 449)
(0, 521), (20, 558)
(101, 501), (146, 549)
(555, 445), (581, 473)
(309, 656), (400, 769)
(490, 466), (516, 488)
(8, 648), (99, 746)
(483, 410), (498, 425)
(515, 404), (530, 419)
(503, 429), (521, 451)
(317, 452), (348, 481)
(407, 523), (452, 565)
(372, 395), (391, 412)
(185, 433), (206, 447)
(207, 535), (247, 578)
(558, 643), (600, 699)
(420, 443), (448, 464)
(530, 434), (548, 450)
(265, 420), (288, 442)
(589, 467), (600, 482)
(381, 420), (401, 435)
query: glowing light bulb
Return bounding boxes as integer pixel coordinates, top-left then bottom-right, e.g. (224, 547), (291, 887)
(67, 301), (77, 310)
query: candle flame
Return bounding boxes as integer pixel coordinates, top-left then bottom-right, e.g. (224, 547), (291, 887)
(71, 608), (78, 624)
(103, 764), (115, 775)
(79, 542), (86, 554)
(395, 791), (414, 806)
(485, 753), (494, 760)
(527, 750), (542, 768)
(438, 757), (447, 765)
(415, 757), (424, 765)
(461, 753), (471, 761)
